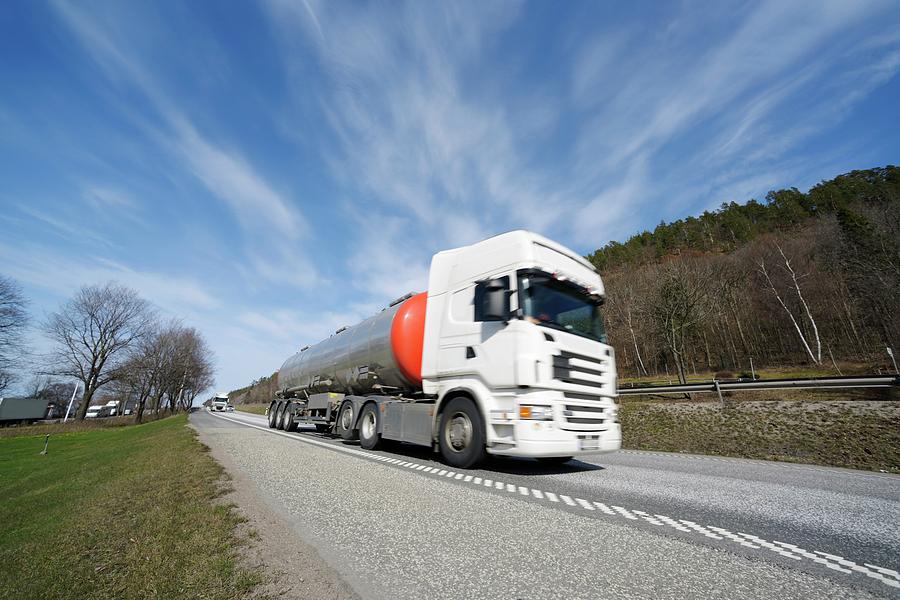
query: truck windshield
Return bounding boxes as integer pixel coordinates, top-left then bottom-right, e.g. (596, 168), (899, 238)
(517, 271), (607, 343)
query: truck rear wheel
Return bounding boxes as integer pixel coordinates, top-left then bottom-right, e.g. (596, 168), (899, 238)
(276, 403), (289, 430)
(358, 403), (382, 450)
(438, 397), (486, 469)
(268, 401), (280, 429)
(335, 402), (357, 440)
(283, 403), (297, 432)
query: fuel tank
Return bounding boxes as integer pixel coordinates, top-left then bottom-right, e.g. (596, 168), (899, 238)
(277, 292), (427, 397)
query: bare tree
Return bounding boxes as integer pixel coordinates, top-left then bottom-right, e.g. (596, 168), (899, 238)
(119, 321), (214, 422)
(0, 275), (29, 394)
(606, 275), (650, 376)
(43, 282), (154, 420)
(650, 260), (718, 384)
(757, 243), (822, 366)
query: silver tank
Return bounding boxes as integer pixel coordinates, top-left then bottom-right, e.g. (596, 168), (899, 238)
(277, 300), (417, 397)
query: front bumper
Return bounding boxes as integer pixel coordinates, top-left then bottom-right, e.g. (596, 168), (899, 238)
(487, 420), (621, 458)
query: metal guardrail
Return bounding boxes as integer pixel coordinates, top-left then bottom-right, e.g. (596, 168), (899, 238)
(617, 375), (900, 396)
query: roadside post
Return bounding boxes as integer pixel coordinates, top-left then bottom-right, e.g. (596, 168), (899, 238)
(39, 434), (49, 455)
(888, 347), (898, 375)
(63, 382), (79, 423)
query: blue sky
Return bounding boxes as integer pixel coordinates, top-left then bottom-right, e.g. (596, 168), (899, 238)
(1, 0), (899, 395)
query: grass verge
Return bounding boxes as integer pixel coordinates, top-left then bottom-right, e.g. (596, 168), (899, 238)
(0, 415), (261, 599)
(621, 399), (900, 473)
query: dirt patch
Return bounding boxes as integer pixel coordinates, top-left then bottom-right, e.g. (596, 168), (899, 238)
(192, 422), (357, 600)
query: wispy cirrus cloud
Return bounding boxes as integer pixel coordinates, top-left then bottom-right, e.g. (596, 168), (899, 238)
(268, 0), (900, 255)
(0, 240), (219, 312)
(48, 0), (313, 283)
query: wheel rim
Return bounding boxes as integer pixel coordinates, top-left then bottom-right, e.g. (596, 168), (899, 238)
(444, 411), (473, 452)
(340, 406), (352, 431)
(361, 410), (376, 440)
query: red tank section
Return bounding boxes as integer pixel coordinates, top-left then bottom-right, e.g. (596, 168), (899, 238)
(390, 292), (428, 387)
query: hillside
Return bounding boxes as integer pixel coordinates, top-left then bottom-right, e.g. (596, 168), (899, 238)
(227, 372), (278, 406)
(596, 165), (899, 381)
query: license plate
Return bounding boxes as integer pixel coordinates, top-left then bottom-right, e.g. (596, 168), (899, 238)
(579, 438), (600, 451)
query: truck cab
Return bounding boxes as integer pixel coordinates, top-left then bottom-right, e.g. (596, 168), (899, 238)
(421, 231), (621, 462)
(211, 394), (230, 412)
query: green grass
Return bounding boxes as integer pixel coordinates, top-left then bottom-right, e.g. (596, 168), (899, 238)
(621, 399), (900, 472)
(0, 415), (261, 600)
(235, 404), (268, 416)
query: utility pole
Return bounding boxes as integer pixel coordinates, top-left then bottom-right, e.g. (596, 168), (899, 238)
(63, 382), (80, 423)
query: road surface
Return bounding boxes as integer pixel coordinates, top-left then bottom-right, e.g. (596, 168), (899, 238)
(192, 410), (899, 599)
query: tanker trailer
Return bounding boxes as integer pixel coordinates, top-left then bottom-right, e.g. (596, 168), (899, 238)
(268, 230), (621, 468)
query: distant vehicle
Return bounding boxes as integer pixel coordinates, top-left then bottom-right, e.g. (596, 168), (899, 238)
(85, 404), (115, 419)
(211, 393), (230, 412)
(0, 397), (50, 426)
(266, 231), (621, 468)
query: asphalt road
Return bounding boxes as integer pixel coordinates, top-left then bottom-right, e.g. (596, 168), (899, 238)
(192, 410), (900, 599)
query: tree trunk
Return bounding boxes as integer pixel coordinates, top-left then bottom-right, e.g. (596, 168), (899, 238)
(76, 385), (95, 421)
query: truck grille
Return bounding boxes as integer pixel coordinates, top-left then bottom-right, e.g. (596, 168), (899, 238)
(559, 393), (608, 431)
(552, 350), (610, 390)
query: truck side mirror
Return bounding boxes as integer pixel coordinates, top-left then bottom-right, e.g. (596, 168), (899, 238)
(479, 277), (512, 322)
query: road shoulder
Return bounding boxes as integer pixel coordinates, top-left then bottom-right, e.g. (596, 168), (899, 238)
(192, 416), (358, 600)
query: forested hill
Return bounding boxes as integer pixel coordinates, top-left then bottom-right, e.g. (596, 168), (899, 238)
(592, 165), (899, 381)
(587, 166), (899, 273)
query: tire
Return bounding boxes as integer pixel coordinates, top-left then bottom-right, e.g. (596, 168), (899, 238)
(438, 397), (486, 469)
(315, 423), (330, 434)
(537, 456), (573, 466)
(358, 403), (381, 450)
(267, 401), (279, 429)
(276, 402), (288, 430)
(283, 403), (296, 432)
(335, 402), (357, 440)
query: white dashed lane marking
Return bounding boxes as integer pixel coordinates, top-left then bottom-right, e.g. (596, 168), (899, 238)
(209, 412), (900, 592)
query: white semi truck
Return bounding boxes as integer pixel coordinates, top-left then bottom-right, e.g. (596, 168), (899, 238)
(211, 393), (230, 412)
(268, 231), (621, 468)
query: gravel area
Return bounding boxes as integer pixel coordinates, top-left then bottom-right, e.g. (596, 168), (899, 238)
(192, 412), (889, 599)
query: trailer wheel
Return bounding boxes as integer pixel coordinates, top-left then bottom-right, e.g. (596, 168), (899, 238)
(438, 397), (486, 469)
(268, 401), (279, 429)
(335, 402), (357, 440)
(358, 403), (382, 450)
(283, 403), (297, 432)
(276, 402), (289, 430)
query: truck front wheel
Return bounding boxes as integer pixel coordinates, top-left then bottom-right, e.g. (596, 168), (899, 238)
(438, 397), (486, 469)
(358, 403), (382, 450)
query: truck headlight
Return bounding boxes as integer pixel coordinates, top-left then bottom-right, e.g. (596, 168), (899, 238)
(519, 405), (554, 420)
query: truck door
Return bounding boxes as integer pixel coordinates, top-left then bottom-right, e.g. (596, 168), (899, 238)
(437, 274), (517, 388)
